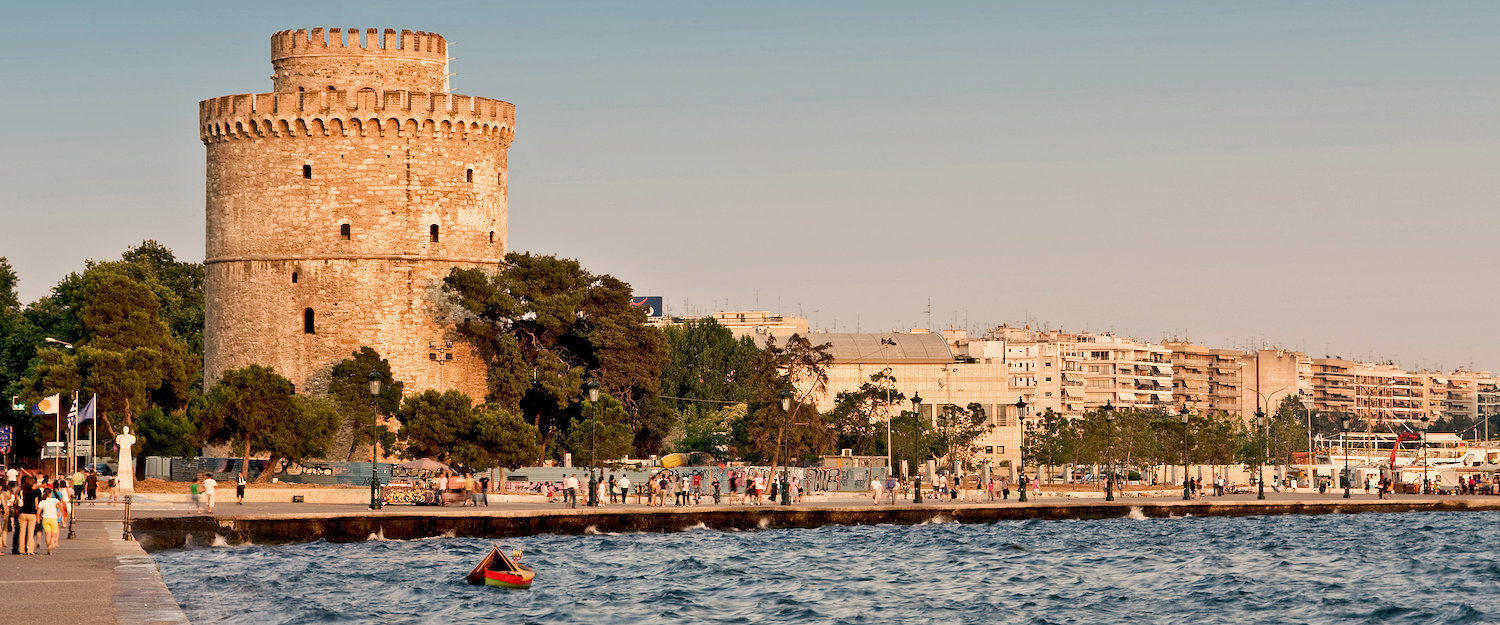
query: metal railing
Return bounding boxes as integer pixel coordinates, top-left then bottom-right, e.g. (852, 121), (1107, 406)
(65, 494), (134, 541)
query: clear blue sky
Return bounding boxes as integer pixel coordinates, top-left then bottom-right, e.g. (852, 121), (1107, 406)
(3, 2), (1497, 370)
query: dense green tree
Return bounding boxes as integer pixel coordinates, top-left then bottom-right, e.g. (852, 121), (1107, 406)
(133, 407), (199, 459)
(327, 347), (403, 460)
(463, 403), (541, 470)
(676, 403), (742, 460)
(393, 390), (538, 470)
(200, 365), (308, 482)
(564, 394), (634, 468)
(738, 333), (834, 466)
(443, 253), (668, 461)
(394, 389), (474, 464)
(824, 369), (905, 457)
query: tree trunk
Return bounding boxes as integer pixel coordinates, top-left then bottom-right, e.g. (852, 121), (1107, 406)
(255, 454), (282, 483)
(242, 435), (256, 481)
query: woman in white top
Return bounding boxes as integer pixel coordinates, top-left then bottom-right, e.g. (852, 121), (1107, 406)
(38, 488), (65, 555)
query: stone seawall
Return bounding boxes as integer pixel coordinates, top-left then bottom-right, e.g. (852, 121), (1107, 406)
(133, 499), (1500, 551)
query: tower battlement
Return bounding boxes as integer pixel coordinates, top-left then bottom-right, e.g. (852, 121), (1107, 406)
(198, 89), (515, 145)
(271, 28), (447, 62)
(270, 27), (451, 93)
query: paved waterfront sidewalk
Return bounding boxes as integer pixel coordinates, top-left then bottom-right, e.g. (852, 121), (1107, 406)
(0, 506), (190, 625)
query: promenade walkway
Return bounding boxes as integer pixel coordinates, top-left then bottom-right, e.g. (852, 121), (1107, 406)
(0, 502), (189, 625)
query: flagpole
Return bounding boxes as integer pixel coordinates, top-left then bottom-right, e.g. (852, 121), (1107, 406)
(90, 395), (97, 470)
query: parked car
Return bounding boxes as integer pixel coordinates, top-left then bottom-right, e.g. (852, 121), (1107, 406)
(85, 462), (115, 476)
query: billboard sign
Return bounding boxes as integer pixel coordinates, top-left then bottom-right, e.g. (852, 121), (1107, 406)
(0, 426), (10, 454)
(630, 296), (664, 318)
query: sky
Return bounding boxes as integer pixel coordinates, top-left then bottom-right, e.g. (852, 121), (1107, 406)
(2, 2), (1497, 371)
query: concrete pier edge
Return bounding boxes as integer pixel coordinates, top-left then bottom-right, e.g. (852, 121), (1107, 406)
(110, 521), (192, 625)
(132, 498), (1500, 551)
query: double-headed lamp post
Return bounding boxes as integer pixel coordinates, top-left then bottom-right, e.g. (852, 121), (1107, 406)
(1015, 398), (1028, 503)
(1340, 413), (1352, 499)
(911, 393), (923, 504)
(587, 380), (600, 507)
(779, 390), (793, 506)
(1179, 406), (1191, 501)
(366, 371), (383, 511)
(1102, 402), (1116, 502)
(1255, 408), (1267, 500)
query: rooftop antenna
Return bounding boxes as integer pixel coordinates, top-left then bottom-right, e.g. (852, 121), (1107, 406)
(925, 298), (932, 329)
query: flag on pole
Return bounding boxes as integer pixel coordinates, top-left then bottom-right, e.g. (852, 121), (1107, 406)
(31, 394), (60, 416)
(67, 393), (79, 426)
(76, 395), (96, 424)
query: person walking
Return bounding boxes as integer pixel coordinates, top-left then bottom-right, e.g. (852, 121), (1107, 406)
(0, 485), (13, 553)
(202, 473), (218, 514)
(84, 469), (98, 505)
(235, 471), (247, 505)
(607, 475), (618, 504)
(617, 474), (631, 505)
(563, 474), (579, 508)
(479, 475), (491, 506)
(16, 477), (38, 555)
(38, 487), (63, 555)
(190, 476), (201, 513)
(872, 474), (884, 504)
(71, 470), (85, 502)
(4, 466), (16, 489)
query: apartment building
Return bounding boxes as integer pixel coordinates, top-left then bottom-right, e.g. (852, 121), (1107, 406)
(1164, 341), (1244, 414)
(957, 325), (1174, 416)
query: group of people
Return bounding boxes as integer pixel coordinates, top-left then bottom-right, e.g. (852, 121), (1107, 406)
(0, 469), (79, 555)
(425, 471), (490, 506)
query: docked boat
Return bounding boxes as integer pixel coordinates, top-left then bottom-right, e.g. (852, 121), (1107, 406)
(465, 545), (535, 589)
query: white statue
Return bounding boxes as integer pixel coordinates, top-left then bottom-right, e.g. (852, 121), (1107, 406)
(116, 426), (136, 493)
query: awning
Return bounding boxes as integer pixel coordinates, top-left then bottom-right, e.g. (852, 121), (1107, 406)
(1064, 387), (1085, 397)
(1153, 363), (1172, 373)
(1117, 391), (1136, 401)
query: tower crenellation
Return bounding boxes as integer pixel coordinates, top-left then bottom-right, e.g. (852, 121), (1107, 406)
(270, 27), (451, 93)
(202, 28), (509, 402)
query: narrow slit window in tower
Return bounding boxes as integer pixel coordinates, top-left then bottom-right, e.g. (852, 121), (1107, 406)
(303, 164), (312, 179)
(303, 308), (315, 334)
(488, 231), (495, 243)
(466, 168), (473, 183)
(430, 224), (440, 242)
(291, 271), (299, 284)
(340, 224), (351, 240)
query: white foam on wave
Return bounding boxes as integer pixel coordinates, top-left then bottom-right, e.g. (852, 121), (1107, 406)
(757, 517), (770, 529)
(211, 535), (230, 547)
(683, 522), (708, 531)
(1127, 506), (1147, 521)
(917, 515), (951, 525)
(584, 525), (602, 535)
(367, 528), (389, 541)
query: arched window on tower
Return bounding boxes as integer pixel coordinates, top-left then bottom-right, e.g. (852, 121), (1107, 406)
(303, 308), (316, 334)
(466, 168), (473, 183)
(303, 164), (312, 179)
(430, 224), (440, 242)
(291, 271), (299, 284)
(488, 231), (494, 243)
(340, 224), (350, 240)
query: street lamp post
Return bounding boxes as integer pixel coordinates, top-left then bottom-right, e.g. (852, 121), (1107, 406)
(1015, 399), (1028, 503)
(1102, 402), (1116, 502)
(366, 371), (383, 511)
(911, 393), (923, 503)
(587, 380), (601, 507)
(779, 390), (793, 506)
(45, 338), (74, 476)
(1340, 413), (1352, 499)
(1179, 407), (1191, 501)
(1417, 415), (1431, 494)
(1254, 408), (1269, 500)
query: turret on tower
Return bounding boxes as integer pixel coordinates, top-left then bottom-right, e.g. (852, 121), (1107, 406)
(270, 28), (450, 93)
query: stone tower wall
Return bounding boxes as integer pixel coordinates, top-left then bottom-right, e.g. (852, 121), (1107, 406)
(201, 29), (511, 402)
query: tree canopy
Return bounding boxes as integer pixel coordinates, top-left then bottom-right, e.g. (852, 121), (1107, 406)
(443, 252), (668, 462)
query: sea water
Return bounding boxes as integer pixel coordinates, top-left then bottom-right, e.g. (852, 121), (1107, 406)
(153, 511), (1500, 624)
